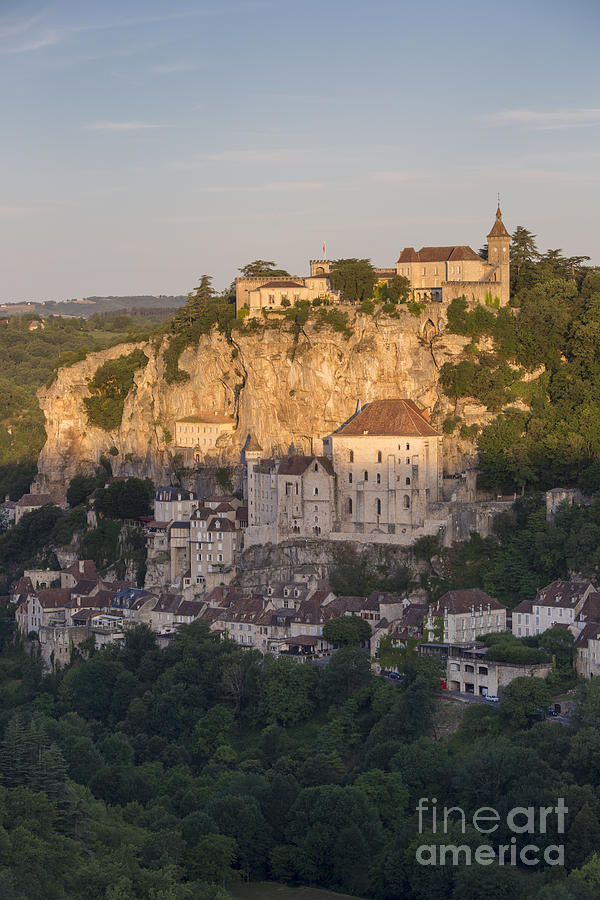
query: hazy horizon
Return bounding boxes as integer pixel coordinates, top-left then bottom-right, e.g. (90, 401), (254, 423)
(2, 0), (599, 302)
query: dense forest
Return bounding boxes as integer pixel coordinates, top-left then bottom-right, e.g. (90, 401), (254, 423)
(0, 621), (599, 899)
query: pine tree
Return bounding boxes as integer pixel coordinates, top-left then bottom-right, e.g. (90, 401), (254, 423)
(510, 226), (540, 275)
(174, 274), (214, 331)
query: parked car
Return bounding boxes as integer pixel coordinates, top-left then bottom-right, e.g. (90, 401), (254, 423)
(485, 694), (500, 703)
(547, 707), (559, 717)
(388, 671), (403, 680)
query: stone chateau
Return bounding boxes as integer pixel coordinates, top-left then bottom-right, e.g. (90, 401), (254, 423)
(235, 206), (510, 316)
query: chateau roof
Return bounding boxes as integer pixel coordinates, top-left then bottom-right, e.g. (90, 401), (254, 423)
(333, 399), (439, 437)
(254, 280), (305, 289)
(487, 206), (510, 239)
(397, 246), (481, 264)
(278, 455), (335, 476)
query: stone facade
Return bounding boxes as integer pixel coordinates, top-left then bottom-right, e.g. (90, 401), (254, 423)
(322, 399), (443, 535)
(174, 414), (236, 462)
(235, 208), (510, 316)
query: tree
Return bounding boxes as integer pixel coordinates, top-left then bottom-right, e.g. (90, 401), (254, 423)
(376, 275), (411, 304)
(174, 275), (215, 330)
(329, 259), (377, 302)
(321, 647), (371, 699)
(539, 625), (575, 671)
(500, 676), (551, 728)
(322, 615), (371, 647)
(510, 225), (540, 276)
(67, 474), (102, 508)
(187, 834), (238, 886)
(238, 261), (290, 278)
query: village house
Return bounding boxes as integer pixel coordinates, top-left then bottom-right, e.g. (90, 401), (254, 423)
(14, 492), (53, 524)
(512, 580), (594, 637)
(189, 505), (242, 591)
(174, 414), (236, 463)
(426, 588), (507, 644)
(153, 487), (198, 523)
(420, 642), (552, 697)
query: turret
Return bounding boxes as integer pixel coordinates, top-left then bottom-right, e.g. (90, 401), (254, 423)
(486, 206), (510, 304)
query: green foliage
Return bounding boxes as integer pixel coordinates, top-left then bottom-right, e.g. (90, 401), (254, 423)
(238, 260), (290, 278)
(84, 350), (149, 431)
(80, 518), (122, 569)
(93, 478), (154, 519)
(328, 259), (377, 302)
(329, 547), (410, 595)
(322, 615), (372, 647)
(163, 276), (236, 384)
(67, 473), (105, 507)
(500, 676), (551, 728)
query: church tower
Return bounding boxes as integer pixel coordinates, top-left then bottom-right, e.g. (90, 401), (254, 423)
(486, 205), (510, 304)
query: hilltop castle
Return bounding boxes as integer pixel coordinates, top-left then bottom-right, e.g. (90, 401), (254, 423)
(235, 206), (510, 316)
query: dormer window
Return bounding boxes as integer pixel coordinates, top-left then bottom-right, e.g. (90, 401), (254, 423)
(284, 588), (289, 597)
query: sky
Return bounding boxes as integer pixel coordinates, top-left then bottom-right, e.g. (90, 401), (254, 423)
(1, 0), (599, 301)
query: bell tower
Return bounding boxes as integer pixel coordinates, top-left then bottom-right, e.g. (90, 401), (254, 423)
(486, 205), (510, 305)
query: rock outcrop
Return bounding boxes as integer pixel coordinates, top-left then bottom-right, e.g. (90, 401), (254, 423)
(37, 305), (486, 500)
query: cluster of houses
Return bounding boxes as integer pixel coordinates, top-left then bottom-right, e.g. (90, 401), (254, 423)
(11, 548), (600, 692)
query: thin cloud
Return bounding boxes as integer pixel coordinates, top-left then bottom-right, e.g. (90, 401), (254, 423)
(153, 62), (197, 74)
(87, 121), (170, 132)
(371, 171), (434, 183)
(193, 181), (327, 194)
(0, 206), (42, 219)
(484, 108), (600, 130)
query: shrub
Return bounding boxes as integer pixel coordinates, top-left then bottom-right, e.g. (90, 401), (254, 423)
(84, 350), (148, 431)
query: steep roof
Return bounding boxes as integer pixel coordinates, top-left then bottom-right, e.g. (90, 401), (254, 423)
(246, 433), (263, 452)
(207, 517), (236, 532)
(154, 487), (196, 501)
(535, 580), (592, 609)
(397, 246), (481, 264)
(432, 588), (506, 616)
(487, 206), (510, 239)
(333, 399), (439, 437)
(277, 455), (335, 476)
(16, 493), (53, 507)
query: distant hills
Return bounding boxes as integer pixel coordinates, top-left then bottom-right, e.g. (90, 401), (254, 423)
(0, 295), (187, 319)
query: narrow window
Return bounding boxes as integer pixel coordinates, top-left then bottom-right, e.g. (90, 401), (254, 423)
(406, 477), (411, 485)
(348, 498), (353, 514)
(364, 471), (368, 482)
(403, 495), (410, 509)
(376, 498), (381, 515)
(376, 473), (381, 484)
(349, 450), (354, 463)
(377, 451), (382, 463)
(349, 472), (353, 484)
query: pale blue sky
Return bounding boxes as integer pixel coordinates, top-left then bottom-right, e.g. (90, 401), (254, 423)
(1, 0), (599, 301)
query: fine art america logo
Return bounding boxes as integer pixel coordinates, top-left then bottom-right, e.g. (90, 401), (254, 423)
(416, 797), (567, 867)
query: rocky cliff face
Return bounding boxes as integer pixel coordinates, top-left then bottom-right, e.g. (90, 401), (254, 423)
(37, 306), (485, 500)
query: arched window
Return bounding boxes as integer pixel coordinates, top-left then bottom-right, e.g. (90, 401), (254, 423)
(349, 450), (354, 463)
(314, 487), (319, 496)
(376, 473), (381, 484)
(406, 477), (411, 485)
(377, 450), (382, 463)
(348, 498), (353, 515)
(349, 472), (353, 484)
(314, 463), (318, 471)
(364, 470), (368, 482)
(406, 443), (410, 451)
(403, 495), (410, 509)
(376, 498), (381, 516)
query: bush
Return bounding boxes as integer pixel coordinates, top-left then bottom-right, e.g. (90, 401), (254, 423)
(84, 350), (148, 431)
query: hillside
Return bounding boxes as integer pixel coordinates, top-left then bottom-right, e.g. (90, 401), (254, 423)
(0, 294), (186, 318)
(36, 304), (483, 499)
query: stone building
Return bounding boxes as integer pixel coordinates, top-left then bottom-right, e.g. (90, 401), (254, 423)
(425, 588), (507, 644)
(322, 399), (442, 536)
(235, 207), (510, 315)
(189, 506), (242, 591)
(15, 492), (53, 524)
(245, 446), (336, 547)
(154, 487), (198, 523)
(512, 579), (594, 637)
(174, 414), (236, 462)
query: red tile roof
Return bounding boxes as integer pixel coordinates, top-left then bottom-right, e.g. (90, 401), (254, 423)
(397, 245), (481, 264)
(334, 399), (439, 437)
(278, 455), (335, 476)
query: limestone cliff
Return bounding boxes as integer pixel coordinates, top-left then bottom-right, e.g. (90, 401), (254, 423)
(37, 306), (487, 500)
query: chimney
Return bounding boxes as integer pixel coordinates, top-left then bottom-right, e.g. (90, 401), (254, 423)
(4, 494), (8, 503)
(79, 561), (84, 574)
